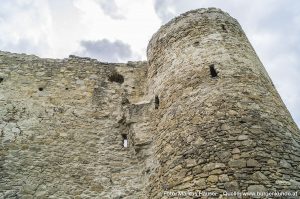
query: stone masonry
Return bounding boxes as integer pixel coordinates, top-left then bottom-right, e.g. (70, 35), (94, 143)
(1, 8), (300, 199)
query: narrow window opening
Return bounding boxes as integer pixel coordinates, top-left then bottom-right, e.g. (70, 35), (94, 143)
(209, 65), (218, 78)
(221, 24), (226, 31)
(0, 77), (3, 83)
(155, 95), (159, 109)
(38, 87), (44, 91)
(122, 134), (128, 148)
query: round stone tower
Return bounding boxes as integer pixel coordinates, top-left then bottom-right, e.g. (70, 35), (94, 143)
(146, 8), (300, 198)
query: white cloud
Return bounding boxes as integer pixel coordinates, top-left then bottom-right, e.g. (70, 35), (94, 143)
(76, 39), (134, 62)
(0, 0), (52, 55)
(0, 0), (161, 59)
(96, 0), (125, 19)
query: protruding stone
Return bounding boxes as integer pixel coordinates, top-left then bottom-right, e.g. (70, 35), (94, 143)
(232, 154), (240, 159)
(216, 151), (231, 160)
(210, 169), (223, 175)
(247, 185), (266, 198)
(195, 178), (206, 189)
(232, 148), (240, 154)
(90, 184), (104, 192)
(221, 123), (230, 131)
(22, 195), (33, 199)
(279, 159), (291, 168)
(247, 159), (260, 167)
(267, 159), (277, 166)
(228, 159), (246, 168)
(290, 179), (300, 189)
(228, 110), (238, 116)
(219, 174), (229, 182)
(12, 127), (20, 134)
(252, 171), (268, 182)
(76, 79), (84, 85)
(202, 163), (226, 172)
(275, 180), (291, 186)
(237, 135), (248, 140)
(224, 181), (239, 192)
(22, 184), (35, 194)
(194, 137), (206, 145)
(185, 158), (197, 168)
(207, 175), (218, 183)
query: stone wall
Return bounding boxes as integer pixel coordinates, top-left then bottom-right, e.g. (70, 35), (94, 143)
(1, 7), (300, 199)
(0, 52), (150, 198)
(146, 8), (300, 198)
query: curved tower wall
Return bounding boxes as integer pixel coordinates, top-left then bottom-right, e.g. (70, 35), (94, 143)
(146, 8), (300, 197)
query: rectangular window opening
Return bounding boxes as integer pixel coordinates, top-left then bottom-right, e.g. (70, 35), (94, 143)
(122, 134), (128, 148)
(155, 95), (159, 109)
(209, 64), (218, 78)
(221, 24), (227, 31)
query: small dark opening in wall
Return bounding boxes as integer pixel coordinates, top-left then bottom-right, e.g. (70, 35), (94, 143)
(209, 65), (218, 78)
(155, 95), (159, 109)
(38, 87), (44, 91)
(221, 24), (226, 31)
(122, 134), (128, 147)
(65, 87), (69, 90)
(193, 41), (200, 47)
(0, 77), (3, 83)
(108, 72), (124, 84)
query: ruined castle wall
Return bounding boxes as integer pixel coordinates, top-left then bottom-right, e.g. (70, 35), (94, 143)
(0, 51), (148, 199)
(146, 8), (300, 198)
(1, 7), (300, 199)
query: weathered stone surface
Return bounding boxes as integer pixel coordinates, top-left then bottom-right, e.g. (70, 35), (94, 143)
(224, 181), (239, 192)
(280, 159), (292, 168)
(0, 52), (148, 198)
(202, 163), (226, 172)
(207, 175), (219, 183)
(290, 179), (300, 189)
(185, 158), (197, 168)
(248, 185), (266, 192)
(219, 174), (230, 182)
(194, 178), (206, 189)
(252, 171), (268, 182)
(228, 159), (246, 168)
(1, 7), (300, 199)
(247, 185), (267, 198)
(237, 135), (249, 141)
(275, 180), (291, 186)
(232, 148), (240, 154)
(267, 159), (277, 166)
(246, 159), (260, 167)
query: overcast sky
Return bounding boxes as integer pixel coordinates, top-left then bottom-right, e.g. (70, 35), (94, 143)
(0, 0), (299, 127)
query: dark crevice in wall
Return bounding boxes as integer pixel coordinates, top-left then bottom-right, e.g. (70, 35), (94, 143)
(193, 41), (200, 47)
(121, 97), (130, 105)
(38, 87), (44, 91)
(108, 71), (124, 84)
(118, 115), (126, 124)
(209, 65), (218, 78)
(155, 96), (159, 109)
(221, 24), (227, 32)
(0, 77), (3, 83)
